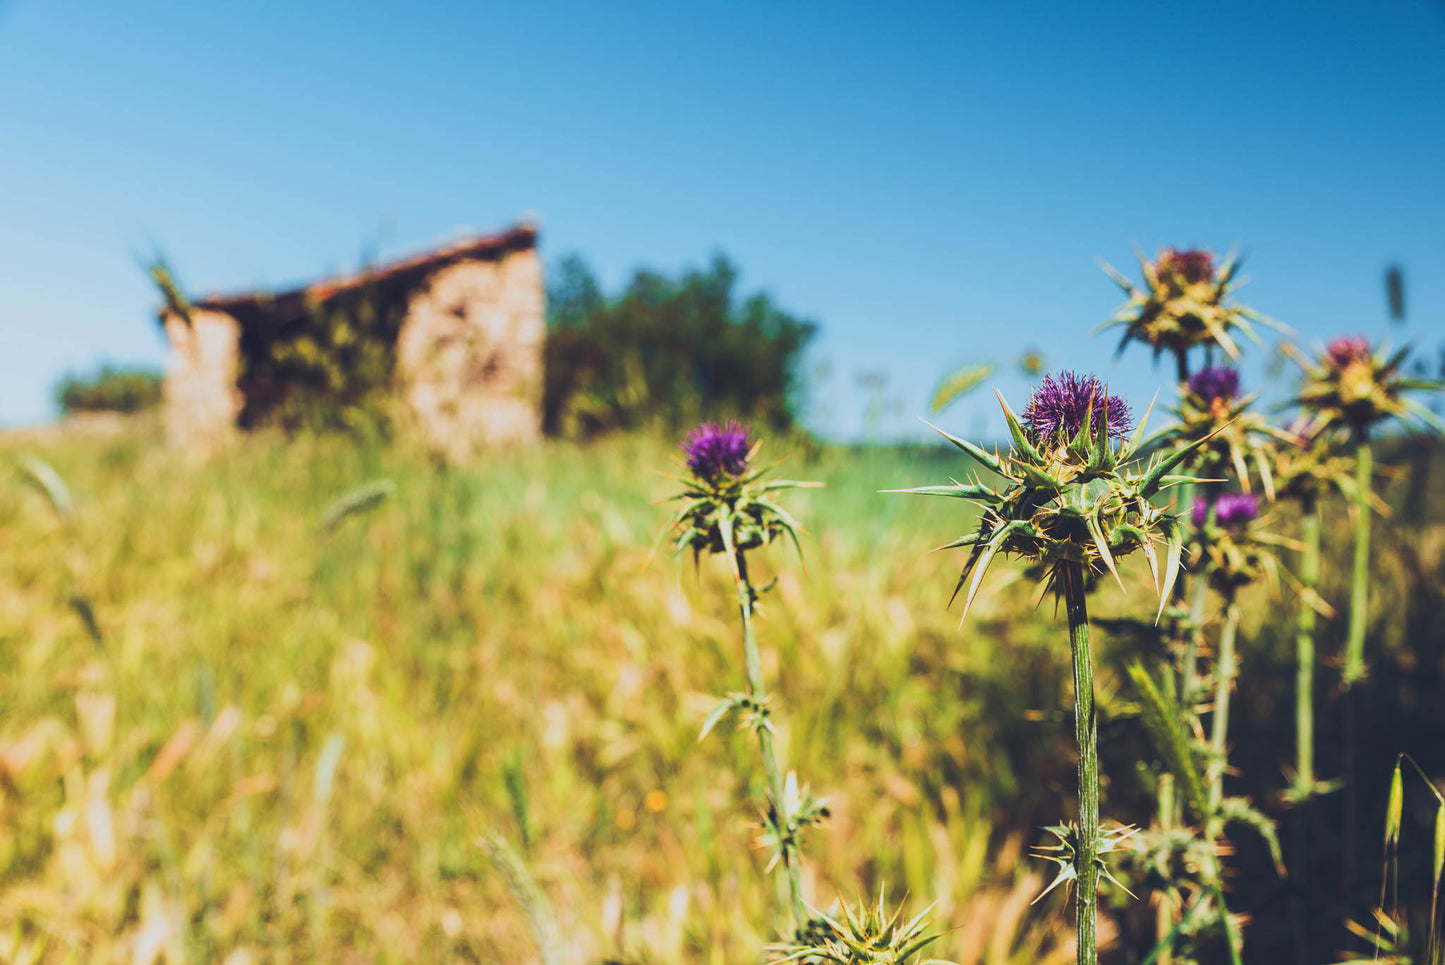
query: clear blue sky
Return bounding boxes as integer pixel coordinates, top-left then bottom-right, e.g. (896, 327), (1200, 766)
(2, 0), (1443, 438)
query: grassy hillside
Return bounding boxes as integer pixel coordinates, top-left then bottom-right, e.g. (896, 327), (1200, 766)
(1, 425), (1441, 962)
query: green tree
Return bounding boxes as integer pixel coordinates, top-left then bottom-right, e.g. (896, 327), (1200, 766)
(543, 254), (816, 437)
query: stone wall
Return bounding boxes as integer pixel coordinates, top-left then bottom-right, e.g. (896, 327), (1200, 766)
(160, 308), (242, 448)
(159, 236), (544, 460)
(394, 248), (545, 460)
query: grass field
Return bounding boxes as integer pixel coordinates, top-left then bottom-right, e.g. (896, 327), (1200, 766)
(1, 422), (1441, 963)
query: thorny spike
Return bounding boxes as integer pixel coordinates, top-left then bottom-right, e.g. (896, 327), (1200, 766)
(922, 418), (1005, 476)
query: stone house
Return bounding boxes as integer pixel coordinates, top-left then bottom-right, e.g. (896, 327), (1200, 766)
(158, 222), (544, 459)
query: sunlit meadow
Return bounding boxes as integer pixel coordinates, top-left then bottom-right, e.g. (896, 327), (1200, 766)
(2, 254), (1444, 962)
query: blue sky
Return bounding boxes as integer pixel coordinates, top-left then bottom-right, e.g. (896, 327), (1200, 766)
(2, 0), (1443, 438)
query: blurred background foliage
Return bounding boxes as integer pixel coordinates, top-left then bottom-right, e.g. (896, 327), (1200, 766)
(543, 254), (817, 438)
(54, 366), (163, 417)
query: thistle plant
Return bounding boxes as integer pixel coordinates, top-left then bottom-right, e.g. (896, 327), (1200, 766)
(890, 372), (1212, 965)
(1164, 367), (1294, 499)
(661, 422), (824, 934)
(1271, 418), (1353, 805)
(1120, 491), (1289, 965)
(1289, 336), (1444, 690)
(767, 887), (951, 965)
(1098, 248), (1284, 381)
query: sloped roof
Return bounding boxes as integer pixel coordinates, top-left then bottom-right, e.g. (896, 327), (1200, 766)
(171, 222), (537, 327)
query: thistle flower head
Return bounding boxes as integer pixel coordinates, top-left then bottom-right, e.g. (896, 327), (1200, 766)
(1187, 366), (1240, 404)
(1192, 490), (1279, 594)
(1021, 371), (1133, 450)
(1162, 365), (1289, 499)
(1098, 247), (1285, 367)
(684, 420), (752, 480)
(1292, 337), (1444, 437)
(1214, 492), (1259, 530)
(1158, 247), (1215, 286)
(1193, 493), (1259, 533)
(891, 375), (1211, 623)
(660, 423), (819, 566)
(1327, 335), (1371, 367)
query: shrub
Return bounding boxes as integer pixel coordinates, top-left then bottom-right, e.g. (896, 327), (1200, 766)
(543, 253), (816, 437)
(54, 365), (163, 415)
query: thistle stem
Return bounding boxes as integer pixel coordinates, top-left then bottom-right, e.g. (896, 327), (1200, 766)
(1342, 436), (1372, 899)
(1343, 437), (1373, 688)
(1293, 502), (1320, 800)
(1208, 597), (1240, 813)
(1062, 561), (1099, 965)
(732, 549), (807, 932)
(1204, 594), (1244, 965)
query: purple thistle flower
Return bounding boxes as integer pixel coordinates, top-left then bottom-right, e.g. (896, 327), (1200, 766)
(684, 421), (752, 479)
(1213, 492), (1259, 531)
(1188, 366), (1240, 403)
(1159, 248), (1215, 285)
(1191, 497), (1211, 529)
(1021, 372), (1134, 448)
(1327, 335), (1371, 367)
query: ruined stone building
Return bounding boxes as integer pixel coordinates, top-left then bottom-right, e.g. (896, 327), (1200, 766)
(158, 222), (543, 459)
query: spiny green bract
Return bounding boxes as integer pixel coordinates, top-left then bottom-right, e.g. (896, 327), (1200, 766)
(1156, 368), (1294, 499)
(768, 885), (952, 965)
(1097, 247), (1284, 366)
(890, 384), (1212, 623)
(1289, 336), (1445, 438)
(659, 437), (819, 566)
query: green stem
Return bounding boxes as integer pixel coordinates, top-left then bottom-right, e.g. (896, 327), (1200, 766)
(1341, 438), (1372, 899)
(1155, 774), (1175, 965)
(732, 549), (807, 931)
(1294, 502), (1320, 800)
(1062, 562), (1099, 965)
(1208, 597), (1240, 813)
(1184, 574), (1208, 713)
(1343, 437), (1373, 688)
(1203, 593), (1244, 965)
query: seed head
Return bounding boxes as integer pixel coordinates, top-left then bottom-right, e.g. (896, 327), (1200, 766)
(1187, 366), (1240, 403)
(1022, 371), (1134, 449)
(684, 421), (751, 480)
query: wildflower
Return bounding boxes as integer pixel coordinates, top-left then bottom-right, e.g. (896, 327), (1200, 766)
(661, 422), (816, 564)
(1327, 335), (1371, 367)
(889, 376), (1211, 965)
(1021, 372), (1133, 448)
(1158, 247), (1215, 286)
(893, 373), (1206, 615)
(1192, 492), (1259, 533)
(1164, 366), (1288, 498)
(684, 420), (752, 480)
(1098, 247), (1285, 374)
(1187, 367), (1240, 406)
(659, 423), (824, 936)
(1291, 336), (1444, 436)
(1212, 493), (1259, 532)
